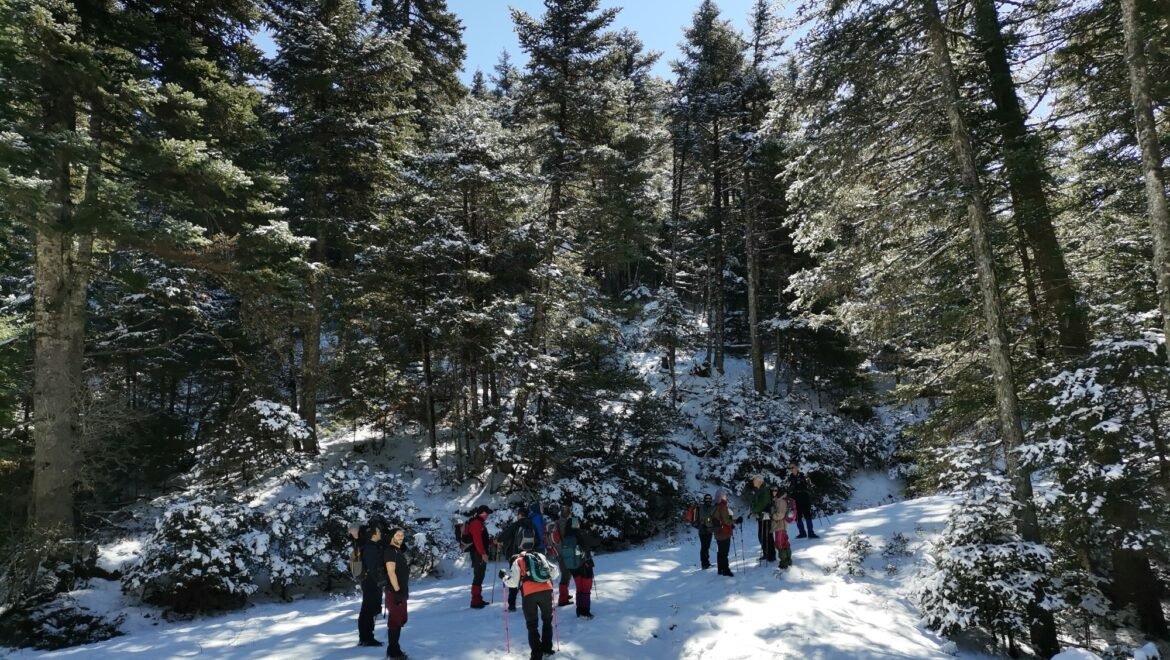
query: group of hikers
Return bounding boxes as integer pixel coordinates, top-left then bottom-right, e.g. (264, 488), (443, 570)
(349, 498), (598, 660)
(347, 463), (817, 660)
(686, 462), (818, 576)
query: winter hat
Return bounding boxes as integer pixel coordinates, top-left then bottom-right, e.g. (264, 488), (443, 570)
(545, 504), (560, 519)
(529, 501), (541, 515)
(714, 488), (728, 503)
(476, 505), (492, 516)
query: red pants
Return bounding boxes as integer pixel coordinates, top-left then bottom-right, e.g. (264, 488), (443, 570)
(774, 527), (790, 550)
(384, 591), (409, 629)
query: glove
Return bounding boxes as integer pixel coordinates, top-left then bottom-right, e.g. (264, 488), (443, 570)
(498, 569), (507, 580)
(735, 516), (744, 524)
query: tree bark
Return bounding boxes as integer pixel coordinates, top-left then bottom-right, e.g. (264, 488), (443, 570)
(712, 116), (726, 374)
(972, 0), (1089, 357)
(743, 164), (766, 394)
(299, 223), (325, 453)
(1120, 0), (1170, 370)
(422, 335), (439, 470)
(920, 0), (1059, 654)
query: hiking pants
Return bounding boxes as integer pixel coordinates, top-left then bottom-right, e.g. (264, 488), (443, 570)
(716, 537), (731, 574)
(698, 528), (712, 568)
(358, 578), (380, 641)
(522, 589), (554, 657)
(471, 552), (486, 587)
(757, 517), (776, 560)
(794, 497), (815, 536)
(384, 592), (408, 656)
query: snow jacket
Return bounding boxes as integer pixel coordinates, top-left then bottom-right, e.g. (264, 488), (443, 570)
(787, 472), (812, 506)
(529, 504), (547, 552)
(466, 514), (490, 557)
(501, 550), (560, 597)
(743, 483), (771, 518)
(695, 503), (717, 531)
(713, 501), (735, 541)
(770, 496), (789, 526)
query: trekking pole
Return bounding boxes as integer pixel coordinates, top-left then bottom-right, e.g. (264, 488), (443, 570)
(502, 579), (510, 653)
(553, 594), (560, 652)
(490, 555), (497, 603)
(738, 527), (747, 574)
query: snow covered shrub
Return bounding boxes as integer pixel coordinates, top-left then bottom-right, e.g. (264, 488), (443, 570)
(881, 532), (912, 559)
(0, 599), (124, 650)
(1024, 330), (1170, 633)
(317, 460), (420, 576)
(122, 497), (258, 612)
(539, 394), (683, 542)
(913, 472), (1060, 649)
(191, 398), (311, 489)
(828, 531), (873, 577)
(703, 385), (883, 513)
(248, 497), (329, 598)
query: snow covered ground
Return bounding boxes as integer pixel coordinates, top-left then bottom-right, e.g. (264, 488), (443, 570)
(11, 495), (1005, 660)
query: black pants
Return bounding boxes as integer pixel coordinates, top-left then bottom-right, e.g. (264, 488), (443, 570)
(757, 517), (776, 560)
(358, 578), (380, 642)
(795, 498), (815, 536)
(508, 587), (519, 609)
(716, 537), (731, 574)
(472, 552), (486, 587)
(522, 589), (554, 658)
(698, 529), (712, 568)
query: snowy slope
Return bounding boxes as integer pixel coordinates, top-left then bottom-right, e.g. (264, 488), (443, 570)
(11, 496), (999, 660)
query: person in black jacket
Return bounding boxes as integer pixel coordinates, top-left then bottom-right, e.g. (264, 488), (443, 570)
(494, 503), (535, 612)
(787, 462), (819, 539)
(383, 527), (411, 660)
(357, 525), (385, 647)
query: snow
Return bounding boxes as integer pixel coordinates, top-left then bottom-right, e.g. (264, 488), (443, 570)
(1051, 650), (1103, 660)
(11, 496), (994, 660)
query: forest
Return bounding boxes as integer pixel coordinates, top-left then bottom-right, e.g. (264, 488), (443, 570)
(1, 0), (1168, 657)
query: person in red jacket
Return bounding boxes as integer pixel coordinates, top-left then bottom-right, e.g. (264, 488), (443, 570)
(466, 505), (492, 609)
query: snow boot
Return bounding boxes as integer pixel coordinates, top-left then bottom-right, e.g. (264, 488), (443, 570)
(557, 582), (573, 606)
(576, 590), (593, 619)
(470, 584), (488, 609)
(359, 638), (383, 647)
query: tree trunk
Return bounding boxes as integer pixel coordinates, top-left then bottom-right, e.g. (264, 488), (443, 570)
(712, 116), (725, 374)
(743, 164), (766, 394)
(1120, 0), (1170, 370)
(422, 335), (439, 470)
(972, 0), (1089, 357)
(920, 0), (1060, 654)
(300, 270), (322, 453)
(30, 89), (90, 537)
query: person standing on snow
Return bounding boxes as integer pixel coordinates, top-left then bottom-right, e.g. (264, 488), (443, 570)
(528, 502), (547, 553)
(770, 486), (794, 568)
(787, 462), (819, 539)
(713, 490), (741, 577)
(544, 503), (574, 607)
(465, 505), (492, 609)
(357, 524), (386, 647)
(560, 503), (598, 619)
(383, 527), (411, 660)
(743, 475), (775, 562)
(499, 547), (560, 660)
(496, 503), (537, 611)
(694, 493), (717, 570)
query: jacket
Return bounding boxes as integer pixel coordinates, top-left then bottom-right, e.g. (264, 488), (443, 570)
(501, 550), (560, 597)
(744, 483), (771, 517)
(770, 496), (789, 525)
(713, 502), (735, 541)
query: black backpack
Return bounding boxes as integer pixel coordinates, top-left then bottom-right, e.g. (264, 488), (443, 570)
(456, 515), (476, 552)
(513, 519), (537, 552)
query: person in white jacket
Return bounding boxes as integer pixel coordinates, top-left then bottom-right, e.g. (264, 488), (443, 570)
(499, 549), (561, 660)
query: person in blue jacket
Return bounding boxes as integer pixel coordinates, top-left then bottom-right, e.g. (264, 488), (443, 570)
(528, 502), (547, 553)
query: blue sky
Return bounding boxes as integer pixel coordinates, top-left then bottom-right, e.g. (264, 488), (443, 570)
(450, 0), (763, 83)
(254, 1), (773, 83)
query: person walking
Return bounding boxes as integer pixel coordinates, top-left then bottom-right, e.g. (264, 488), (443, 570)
(743, 475), (775, 562)
(560, 503), (598, 619)
(357, 524), (386, 647)
(712, 490), (740, 577)
(787, 462), (819, 539)
(544, 504), (574, 607)
(496, 503), (537, 611)
(499, 548), (560, 660)
(466, 505), (492, 609)
(693, 494), (717, 570)
(383, 527), (411, 660)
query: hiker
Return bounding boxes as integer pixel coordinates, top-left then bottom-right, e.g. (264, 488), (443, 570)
(743, 475), (775, 562)
(357, 524), (386, 647)
(693, 494), (716, 570)
(528, 502), (547, 553)
(383, 527), (410, 660)
(466, 505), (492, 609)
(713, 490), (740, 577)
(500, 548), (560, 660)
(544, 503), (574, 607)
(496, 503), (537, 612)
(770, 486), (794, 569)
(787, 462), (819, 539)
(560, 503), (598, 618)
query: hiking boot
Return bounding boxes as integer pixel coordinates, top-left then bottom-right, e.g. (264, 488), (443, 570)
(577, 611), (594, 619)
(795, 533), (807, 539)
(722, 570), (735, 577)
(358, 638), (383, 647)
(508, 605), (518, 612)
(808, 533), (819, 539)
(470, 601), (488, 609)
(542, 646), (556, 656)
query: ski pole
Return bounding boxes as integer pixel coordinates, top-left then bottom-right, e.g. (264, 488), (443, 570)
(490, 554), (497, 603)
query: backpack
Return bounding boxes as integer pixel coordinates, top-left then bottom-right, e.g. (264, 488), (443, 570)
(456, 516), (475, 552)
(513, 519), (537, 552)
(349, 544), (364, 582)
(683, 506), (697, 527)
(560, 531), (585, 570)
(520, 552), (553, 583)
(545, 522), (562, 560)
(785, 497), (798, 523)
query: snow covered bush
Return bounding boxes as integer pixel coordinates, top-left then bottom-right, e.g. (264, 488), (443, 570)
(317, 460), (422, 576)
(0, 600), (124, 651)
(191, 398), (311, 489)
(122, 497), (258, 612)
(913, 472), (1061, 652)
(702, 385), (885, 513)
(247, 497), (329, 598)
(828, 531), (873, 577)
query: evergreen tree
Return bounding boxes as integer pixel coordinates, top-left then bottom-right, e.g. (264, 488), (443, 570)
(375, 0), (466, 122)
